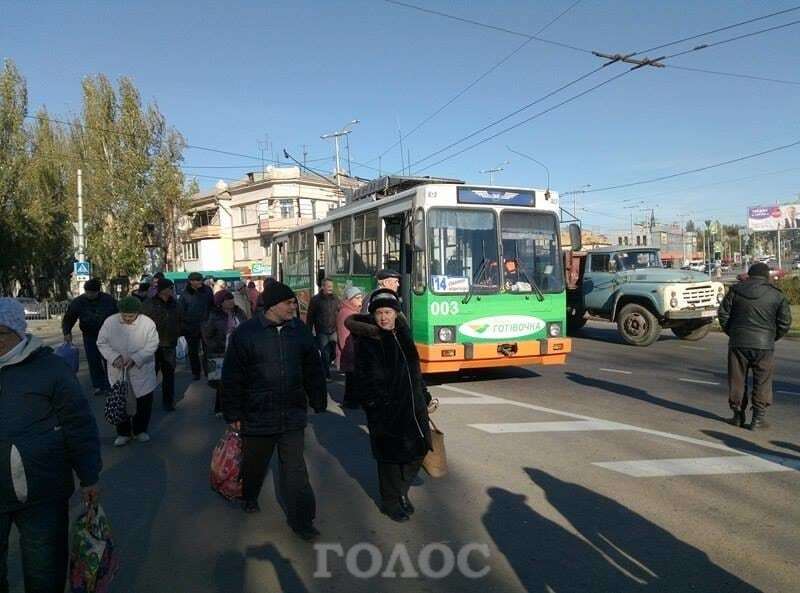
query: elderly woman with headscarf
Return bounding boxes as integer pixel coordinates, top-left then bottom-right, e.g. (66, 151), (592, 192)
(348, 289), (432, 522)
(335, 286), (363, 409)
(203, 289), (248, 415)
(97, 297), (160, 446)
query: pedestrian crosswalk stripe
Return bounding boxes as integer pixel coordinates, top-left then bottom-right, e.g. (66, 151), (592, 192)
(593, 456), (796, 477)
(678, 378), (721, 386)
(470, 420), (627, 433)
(438, 396), (505, 405)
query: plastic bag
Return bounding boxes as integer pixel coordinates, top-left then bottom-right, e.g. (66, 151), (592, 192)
(210, 429), (242, 500)
(104, 369), (135, 426)
(56, 342), (80, 373)
(176, 336), (188, 360)
(206, 357), (224, 382)
(69, 504), (120, 593)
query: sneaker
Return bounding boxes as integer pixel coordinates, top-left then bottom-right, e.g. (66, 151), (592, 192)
(113, 436), (131, 447)
(135, 432), (151, 443)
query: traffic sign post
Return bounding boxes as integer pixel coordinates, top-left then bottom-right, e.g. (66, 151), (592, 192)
(74, 261), (92, 282)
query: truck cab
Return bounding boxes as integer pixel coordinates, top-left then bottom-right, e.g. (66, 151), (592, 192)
(566, 245), (724, 346)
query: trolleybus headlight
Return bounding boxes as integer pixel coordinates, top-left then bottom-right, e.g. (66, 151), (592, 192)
(547, 322), (562, 338)
(436, 326), (456, 343)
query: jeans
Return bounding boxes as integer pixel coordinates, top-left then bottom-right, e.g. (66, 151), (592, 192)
(186, 336), (207, 378)
(728, 348), (775, 412)
(155, 346), (176, 408)
(242, 429), (316, 529)
(116, 392), (154, 436)
(315, 332), (336, 377)
(0, 499), (69, 593)
(83, 333), (110, 391)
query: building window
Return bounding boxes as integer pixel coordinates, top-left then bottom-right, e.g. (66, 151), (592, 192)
(280, 199), (295, 219)
(624, 236), (629, 246)
(240, 207), (248, 225)
(618, 236), (623, 245)
(236, 240), (249, 260)
(184, 241), (199, 261)
(332, 218), (351, 274)
(642, 235), (647, 246)
(352, 211), (378, 275)
(636, 236), (641, 246)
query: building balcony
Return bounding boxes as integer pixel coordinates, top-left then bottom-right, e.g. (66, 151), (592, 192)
(187, 225), (221, 241)
(259, 217), (314, 236)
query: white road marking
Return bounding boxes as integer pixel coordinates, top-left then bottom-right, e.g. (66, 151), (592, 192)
(593, 456), (796, 477)
(438, 396), (505, 405)
(470, 420), (627, 433)
(777, 390), (800, 396)
(678, 378), (720, 386)
(679, 345), (708, 351)
(599, 368), (632, 375)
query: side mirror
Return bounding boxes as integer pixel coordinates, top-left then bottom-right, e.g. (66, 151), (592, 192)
(568, 223), (582, 251)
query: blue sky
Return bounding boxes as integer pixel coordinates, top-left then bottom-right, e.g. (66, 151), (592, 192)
(3, 0), (799, 235)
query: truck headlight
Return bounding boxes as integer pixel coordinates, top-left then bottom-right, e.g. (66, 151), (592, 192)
(547, 322), (562, 337)
(716, 287), (724, 303)
(670, 291), (678, 308)
(436, 326), (456, 343)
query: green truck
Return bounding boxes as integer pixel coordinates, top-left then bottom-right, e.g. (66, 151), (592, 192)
(565, 245), (724, 346)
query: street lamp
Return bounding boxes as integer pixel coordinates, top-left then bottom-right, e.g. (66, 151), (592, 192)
(321, 119), (360, 186)
(479, 160), (510, 185)
(506, 147), (549, 193)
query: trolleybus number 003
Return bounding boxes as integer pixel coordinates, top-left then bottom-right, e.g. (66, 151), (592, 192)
(430, 301), (460, 316)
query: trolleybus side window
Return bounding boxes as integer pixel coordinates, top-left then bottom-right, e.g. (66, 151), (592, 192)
(352, 211), (379, 275)
(412, 208), (426, 295)
(285, 230), (311, 290)
(384, 217), (403, 274)
(332, 218), (351, 274)
(428, 208), (499, 294)
(500, 211), (564, 293)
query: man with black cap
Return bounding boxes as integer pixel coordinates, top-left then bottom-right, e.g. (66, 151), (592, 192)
(362, 268), (402, 314)
(62, 278), (118, 396)
(142, 278), (181, 411)
(221, 281), (327, 540)
(179, 271), (214, 380)
(718, 262), (792, 429)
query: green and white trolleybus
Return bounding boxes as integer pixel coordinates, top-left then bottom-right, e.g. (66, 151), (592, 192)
(271, 176), (572, 373)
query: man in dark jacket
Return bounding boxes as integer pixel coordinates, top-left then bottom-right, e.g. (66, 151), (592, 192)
(142, 279), (181, 411)
(361, 269), (401, 314)
(178, 271), (214, 380)
(718, 262), (792, 429)
(305, 278), (340, 378)
(221, 281), (326, 541)
(62, 278), (118, 396)
(1, 298), (102, 592)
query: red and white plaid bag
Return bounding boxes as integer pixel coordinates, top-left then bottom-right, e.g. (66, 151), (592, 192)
(210, 429), (242, 500)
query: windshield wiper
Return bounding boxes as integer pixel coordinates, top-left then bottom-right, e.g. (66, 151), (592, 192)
(513, 258), (545, 302)
(462, 258), (487, 304)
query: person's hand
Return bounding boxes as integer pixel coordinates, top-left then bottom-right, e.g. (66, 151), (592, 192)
(229, 421), (241, 432)
(112, 356), (125, 369)
(63, 334), (73, 344)
(124, 358), (135, 369)
(81, 484), (100, 508)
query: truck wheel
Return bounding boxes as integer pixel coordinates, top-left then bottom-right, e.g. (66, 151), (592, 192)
(671, 322), (711, 341)
(617, 304), (660, 347)
(567, 307), (587, 333)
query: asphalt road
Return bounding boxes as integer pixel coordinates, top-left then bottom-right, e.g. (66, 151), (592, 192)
(7, 320), (800, 592)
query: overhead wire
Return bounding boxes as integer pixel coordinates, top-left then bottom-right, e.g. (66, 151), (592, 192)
(665, 65), (800, 86)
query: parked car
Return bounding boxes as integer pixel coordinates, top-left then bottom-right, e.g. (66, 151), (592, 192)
(769, 266), (787, 280)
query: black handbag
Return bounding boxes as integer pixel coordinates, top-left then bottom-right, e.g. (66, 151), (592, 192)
(104, 368), (130, 426)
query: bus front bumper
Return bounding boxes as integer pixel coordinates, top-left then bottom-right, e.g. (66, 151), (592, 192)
(417, 338), (572, 374)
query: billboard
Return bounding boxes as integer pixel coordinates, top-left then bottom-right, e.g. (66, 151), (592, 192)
(748, 204), (800, 231)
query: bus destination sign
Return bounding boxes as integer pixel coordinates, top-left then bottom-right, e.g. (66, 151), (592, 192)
(457, 188), (535, 207)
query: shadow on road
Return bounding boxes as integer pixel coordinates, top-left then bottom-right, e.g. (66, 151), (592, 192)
(571, 324), (676, 346)
(484, 468), (761, 592)
(425, 366), (541, 387)
(565, 372), (726, 422)
(246, 543), (309, 593)
(702, 430), (800, 464)
(214, 550), (245, 593)
(772, 440), (800, 455)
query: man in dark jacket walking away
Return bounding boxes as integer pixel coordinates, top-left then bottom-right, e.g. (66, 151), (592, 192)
(222, 282), (327, 541)
(62, 278), (118, 396)
(0, 298), (102, 593)
(718, 262), (792, 430)
(305, 278), (340, 378)
(178, 271), (214, 380)
(142, 279), (181, 411)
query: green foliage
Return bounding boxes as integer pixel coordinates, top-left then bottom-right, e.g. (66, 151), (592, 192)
(776, 276), (800, 306)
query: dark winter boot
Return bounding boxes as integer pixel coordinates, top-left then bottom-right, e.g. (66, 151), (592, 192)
(749, 410), (770, 431)
(727, 409), (746, 428)
(399, 495), (415, 515)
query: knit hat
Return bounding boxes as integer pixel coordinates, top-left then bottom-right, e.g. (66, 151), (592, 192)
(188, 272), (203, 281)
(368, 288), (401, 314)
(84, 278), (102, 292)
(157, 278), (175, 293)
(262, 281), (296, 310)
(214, 289), (234, 307)
(0, 298), (27, 339)
(747, 262), (770, 279)
(375, 269), (401, 281)
(344, 286), (363, 300)
(119, 296), (142, 314)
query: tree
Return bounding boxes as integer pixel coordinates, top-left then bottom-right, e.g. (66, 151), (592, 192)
(685, 219), (696, 233)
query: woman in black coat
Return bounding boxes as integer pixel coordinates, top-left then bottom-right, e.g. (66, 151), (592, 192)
(350, 289), (432, 522)
(202, 290), (247, 415)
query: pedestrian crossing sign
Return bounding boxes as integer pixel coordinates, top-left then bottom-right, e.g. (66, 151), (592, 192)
(74, 261), (91, 278)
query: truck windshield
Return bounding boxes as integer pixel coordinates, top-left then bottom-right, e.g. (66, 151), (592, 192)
(428, 208), (499, 294)
(500, 212), (564, 293)
(615, 250), (662, 270)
